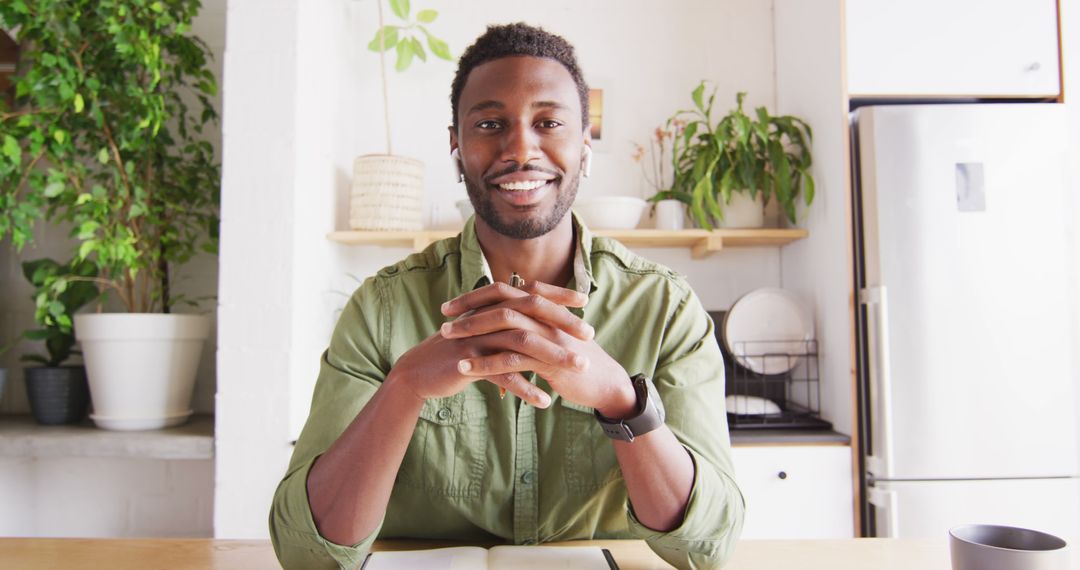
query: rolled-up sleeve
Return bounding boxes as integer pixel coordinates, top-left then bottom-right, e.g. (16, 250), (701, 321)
(269, 278), (390, 569)
(627, 282), (745, 569)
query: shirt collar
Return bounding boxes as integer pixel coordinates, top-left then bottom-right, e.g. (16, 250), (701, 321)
(458, 212), (597, 296)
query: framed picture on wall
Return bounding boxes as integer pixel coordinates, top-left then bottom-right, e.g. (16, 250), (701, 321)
(587, 79), (610, 152)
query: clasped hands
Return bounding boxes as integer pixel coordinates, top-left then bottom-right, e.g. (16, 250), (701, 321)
(391, 281), (635, 417)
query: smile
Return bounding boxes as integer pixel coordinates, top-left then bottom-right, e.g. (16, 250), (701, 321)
(498, 180), (548, 191)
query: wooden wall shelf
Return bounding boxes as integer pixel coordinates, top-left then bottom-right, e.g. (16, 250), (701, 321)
(326, 228), (809, 259)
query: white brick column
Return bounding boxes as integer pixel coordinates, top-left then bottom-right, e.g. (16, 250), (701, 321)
(215, 0), (299, 539)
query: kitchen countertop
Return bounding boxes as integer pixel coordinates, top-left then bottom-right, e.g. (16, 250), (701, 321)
(730, 428), (851, 446)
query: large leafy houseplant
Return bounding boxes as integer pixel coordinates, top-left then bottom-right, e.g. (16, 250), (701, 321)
(0, 0), (220, 314)
(648, 82), (815, 229)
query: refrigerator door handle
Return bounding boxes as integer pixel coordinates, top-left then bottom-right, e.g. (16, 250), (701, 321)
(866, 486), (900, 538)
(859, 286), (893, 478)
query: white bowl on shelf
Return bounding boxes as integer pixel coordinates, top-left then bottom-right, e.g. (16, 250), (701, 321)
(573, 197), (647, 230)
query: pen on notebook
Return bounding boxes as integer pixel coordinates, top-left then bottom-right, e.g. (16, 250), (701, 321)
(501, 272), (526, 399)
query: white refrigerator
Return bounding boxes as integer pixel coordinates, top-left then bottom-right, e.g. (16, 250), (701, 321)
(852, 103), (1080, 539)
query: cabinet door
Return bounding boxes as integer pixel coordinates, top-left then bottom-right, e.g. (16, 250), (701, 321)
(846, 0), (1060, 97)
(731, 445), (854, 539)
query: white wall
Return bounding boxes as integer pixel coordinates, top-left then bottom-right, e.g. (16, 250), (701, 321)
(216, 0), (799, 539)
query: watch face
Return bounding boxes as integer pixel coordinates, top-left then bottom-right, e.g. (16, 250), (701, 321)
(633, 374), (665, 422)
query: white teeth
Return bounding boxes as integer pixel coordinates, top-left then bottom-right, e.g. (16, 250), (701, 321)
(498, 180), (548, 191)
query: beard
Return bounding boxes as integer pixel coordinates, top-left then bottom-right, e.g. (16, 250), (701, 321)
(465, 164), (580, 240)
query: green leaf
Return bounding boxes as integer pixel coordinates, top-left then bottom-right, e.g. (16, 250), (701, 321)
(803, 172), (815, 206)
(43, 182), (65, 198)
(388, 0), (409, 20)
(24, 329), (51, 341)
(367, 25), (399, 52)
(150, 2), (164, 12)
(2, 135), (21, 163)
(78, 240), (97, 260)
(411, 37), (426, 62)
(395, 39), (415, 71)
(426, 34), (452, 61)
(97, 148), (110, 164)
(691, 82), (705, 113)
(53, 130), (67, 145)
(416, 9), (437, 23)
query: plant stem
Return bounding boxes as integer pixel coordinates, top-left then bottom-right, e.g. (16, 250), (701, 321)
(377, 0), (393, 155)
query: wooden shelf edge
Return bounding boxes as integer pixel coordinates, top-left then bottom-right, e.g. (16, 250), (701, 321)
(327, 228), (809, 255)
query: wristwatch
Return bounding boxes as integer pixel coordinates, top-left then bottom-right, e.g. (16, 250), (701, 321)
(594, 374), (666, 442)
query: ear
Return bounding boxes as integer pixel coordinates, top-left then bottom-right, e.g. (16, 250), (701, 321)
(448, 124), (459, 155)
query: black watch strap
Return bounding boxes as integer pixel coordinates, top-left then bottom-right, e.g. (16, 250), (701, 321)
(594, 374), (665, 442)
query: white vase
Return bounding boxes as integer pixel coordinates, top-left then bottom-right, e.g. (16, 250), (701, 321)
(74, 314), (210, 430)
(350, 154), (426, 231)
(719, 191), (766, 228)
(654, 200), (686, 230)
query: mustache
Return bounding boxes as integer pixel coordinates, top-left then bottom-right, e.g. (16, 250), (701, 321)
(483, 163), (561, 184)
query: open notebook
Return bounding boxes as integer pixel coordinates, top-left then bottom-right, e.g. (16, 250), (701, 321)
(361, 545), (619, 570)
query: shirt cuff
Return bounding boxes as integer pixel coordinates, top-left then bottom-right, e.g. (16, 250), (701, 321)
(625, 447), (745, 570)
(270, 454), (383, 570)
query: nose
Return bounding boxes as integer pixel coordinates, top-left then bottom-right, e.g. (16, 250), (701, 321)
(499, 122), (541, 165)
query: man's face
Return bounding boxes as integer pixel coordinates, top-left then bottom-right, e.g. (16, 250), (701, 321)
(452, 56), (588, 240)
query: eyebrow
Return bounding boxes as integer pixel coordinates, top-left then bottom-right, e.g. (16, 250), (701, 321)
(465, 100), (571, 115)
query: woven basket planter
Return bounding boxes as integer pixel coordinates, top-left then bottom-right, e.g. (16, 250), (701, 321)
(350, 154), (425, 231)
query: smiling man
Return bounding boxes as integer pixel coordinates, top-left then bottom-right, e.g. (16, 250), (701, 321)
(270, 23), (744, 570)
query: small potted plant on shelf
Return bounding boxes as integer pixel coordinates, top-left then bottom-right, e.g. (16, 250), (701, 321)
(634, 124), (690, 230)
(658, 81), (815, 229)
(0, 1), (219, 430)
(20, 257), (98, 425)
(352, 0), (453, 232)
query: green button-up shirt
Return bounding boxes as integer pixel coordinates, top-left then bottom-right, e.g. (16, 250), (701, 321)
(270, 215), (744, 569)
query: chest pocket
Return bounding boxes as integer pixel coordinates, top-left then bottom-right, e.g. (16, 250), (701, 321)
(560, 398), (620, 495)
(397, 392), (489, 498)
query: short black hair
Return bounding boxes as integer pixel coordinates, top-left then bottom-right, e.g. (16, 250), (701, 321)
(450, 23), (589, 132)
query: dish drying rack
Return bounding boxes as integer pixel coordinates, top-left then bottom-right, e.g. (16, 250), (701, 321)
(725, 338), (830, 430)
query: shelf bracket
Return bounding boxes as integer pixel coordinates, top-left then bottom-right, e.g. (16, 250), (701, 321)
(691, 235), (723, 259)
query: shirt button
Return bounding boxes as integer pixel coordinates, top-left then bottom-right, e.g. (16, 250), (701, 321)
(436, 408), (451, 421)
(521, 471), (535, 485)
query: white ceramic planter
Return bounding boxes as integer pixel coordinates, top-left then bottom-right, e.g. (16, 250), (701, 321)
(719, 191), (766, 228)
(654, 199), (686, 230)
(74, 313), (210, 431)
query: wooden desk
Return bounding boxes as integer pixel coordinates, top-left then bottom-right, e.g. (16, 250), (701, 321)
(0, 537), (960, 569)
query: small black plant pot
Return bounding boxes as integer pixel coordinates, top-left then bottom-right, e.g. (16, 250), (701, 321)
(25, 366), (91, 425)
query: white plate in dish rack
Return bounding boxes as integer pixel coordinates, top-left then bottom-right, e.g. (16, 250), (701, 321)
(723, 288), (814, 375)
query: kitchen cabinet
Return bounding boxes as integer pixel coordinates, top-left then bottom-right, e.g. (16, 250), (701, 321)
(846, 0), (1060, 97)
(732, 444), (854, 539)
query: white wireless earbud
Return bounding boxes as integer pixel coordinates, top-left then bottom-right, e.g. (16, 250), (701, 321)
(582, 146), (592, 179)
(451, 148), (464, 183)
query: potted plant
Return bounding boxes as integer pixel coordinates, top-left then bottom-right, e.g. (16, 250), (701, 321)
(20, 257), (98, 425)
(633, 125), (689, 230)
(351, 0), (453, 231)
(0, 1), (219, 430)
(652, 82), (815, 229)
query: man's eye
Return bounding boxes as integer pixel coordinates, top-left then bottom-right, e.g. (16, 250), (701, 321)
(477, 120), (501, 129)
(538, 120), (562, 129)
